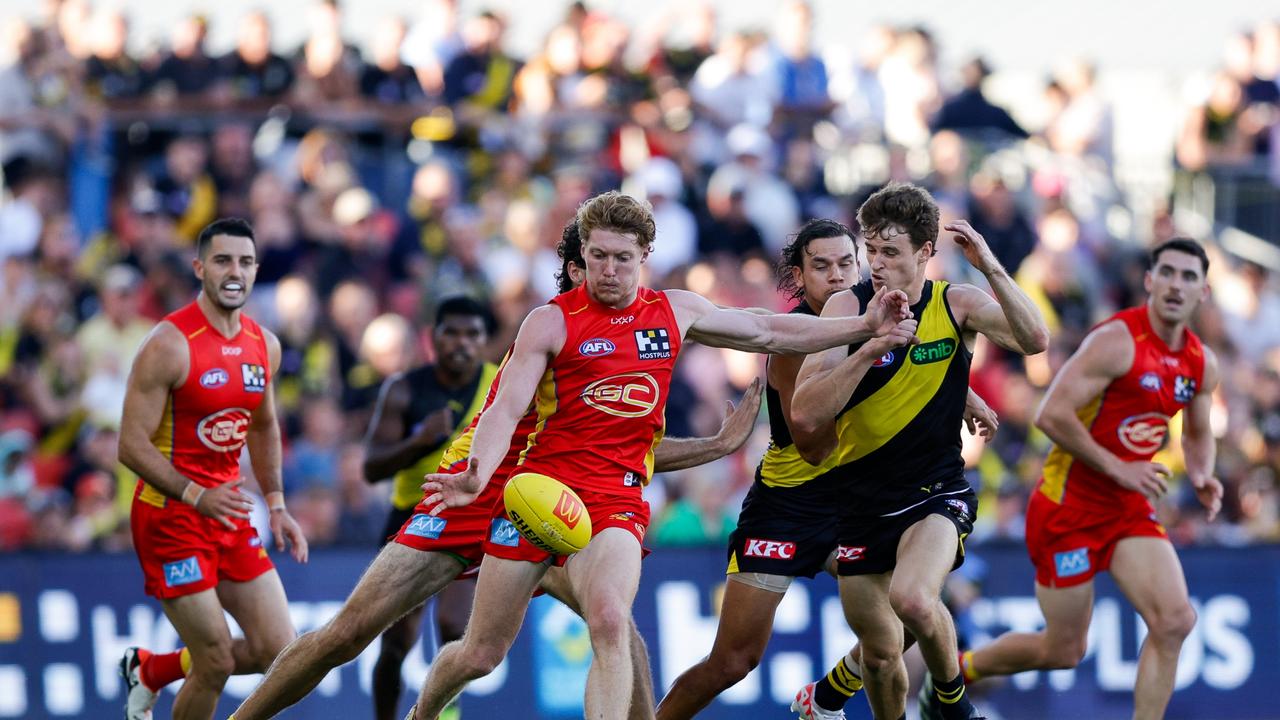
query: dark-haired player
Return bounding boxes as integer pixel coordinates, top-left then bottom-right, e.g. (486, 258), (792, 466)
(927, 238), (1222, 720)
(118, 218), (308, 720)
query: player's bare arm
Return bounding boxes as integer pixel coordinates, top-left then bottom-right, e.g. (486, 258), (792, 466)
(119, 322), (253, 530)
(944, 220), (1050, 355)
(362, 373), (454, 481)
(1035, 321), (1170, 500)
(668, 286), (910, 355)
(769, 352), (839, 465)
(964, 388), (999, 440)
(1181, 346), (1223, 520)
(652, 377), (763, 472)
(422, 306), (564, 512)
(247, 329), (308, 562)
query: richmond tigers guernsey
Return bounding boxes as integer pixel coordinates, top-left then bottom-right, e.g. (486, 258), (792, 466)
(1037, 306), (1205, 513)
(819, 280), (972, 512)
(515, 284), (681, 496)
(137, 301), (271, 507)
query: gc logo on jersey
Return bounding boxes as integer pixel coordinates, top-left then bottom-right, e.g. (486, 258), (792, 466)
(1174, 375), (1197, 404)
(1117, 412), (1170, 454)
(241, 363), (267, 393)
(196, 408), (252, 452)
(581, 372), (659, 418)
(635, 328), (672, 360)
(580, 338), (616, 357)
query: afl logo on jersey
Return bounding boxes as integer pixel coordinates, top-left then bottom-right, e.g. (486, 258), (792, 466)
(199, 368), (229, 389)
(197, 408), (252, 452)
(579, 338), (616, 357)
(1117, 412), (1170, 454)
(872, 351), (894, 367)
(581, 372), (660, 418)
(1139, 372), (1162, 392)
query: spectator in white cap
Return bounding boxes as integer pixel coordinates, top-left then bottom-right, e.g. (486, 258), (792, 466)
(707, 123), (800, 253)
(631, 157), (697, 278)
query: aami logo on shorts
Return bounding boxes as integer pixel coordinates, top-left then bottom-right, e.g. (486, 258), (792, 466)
(489, 518), (521, 547)
(579, 338), (616, 357)
(1117, 412), (1170, 454)
(199, 368), (229, 389)
(871, 351), (895, 368)
(1054, 547), (1091, 578)
(196, 408), (252, 452)
(162, 556), (204, 587)
(836, 545), (866, 562)
(744, 538), (796, 560)
(1139, 372), (1162, 392)
(581, 372), (660, 418)
(552, 490), (585, 530)
(910, 338), (957, 365)
(405, 514), (448, 540)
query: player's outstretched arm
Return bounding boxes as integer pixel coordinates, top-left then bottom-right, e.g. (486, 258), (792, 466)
(670, 287), (911, 355)
(945, 220), (1050, 355)
(1182, 347), (1223, 520)
(118, 323), (253, 529)
(248, 330), (308, 562)
(1035, 321), (1170, 500)
(362, 373), (454, 482)
(653, 377), (763, 472)
(791, 290), (919, 440)
(422, 306), (563, 513)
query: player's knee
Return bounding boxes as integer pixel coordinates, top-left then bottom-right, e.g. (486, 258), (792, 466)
(585, 601), (630, 650)
(888, 587), (935, 629)
(459, 641), (507, 678)
(712, 648), (762, 685)
(190, 643), (236, 685)
(1042, 636), (1088, 670)
(1147, 602), (1197, 644)
(857, 642), (901, 676)
(321, 617), (377, 665)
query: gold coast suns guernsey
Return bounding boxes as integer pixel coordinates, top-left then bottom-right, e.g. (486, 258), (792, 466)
(1037, 306), (1205, 513)
(136, 301), (270, 507)
(516, 284), (680, 497)
(821, 280), (971, 511)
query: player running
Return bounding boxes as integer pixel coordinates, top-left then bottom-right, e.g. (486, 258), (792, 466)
(411, 191), (916, 720)
(117, 218), (308, 720)
(924, 238), (1222, 720)
(655, 218), (998, 720)
(362, 296), (498, 720)
(791, 183), (1049, 720)
(226, 219), (764, 720)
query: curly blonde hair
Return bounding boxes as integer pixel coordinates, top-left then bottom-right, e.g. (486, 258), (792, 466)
(575, 191), (656, 250)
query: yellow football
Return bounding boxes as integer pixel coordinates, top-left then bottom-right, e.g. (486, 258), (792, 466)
(503, 472), (592, 555)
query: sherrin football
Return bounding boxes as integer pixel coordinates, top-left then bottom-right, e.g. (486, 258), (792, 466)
(503, 472), (592, 555)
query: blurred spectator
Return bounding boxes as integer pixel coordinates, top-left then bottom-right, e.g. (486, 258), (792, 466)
(769, 0), (830, 133)
(400, 0), (462, 97)
(83, 8), (144, 101)
(707, 124), (800, 251)
(0, 18), (75, 165)
(151, 133), (217, 242)
(633, 157), (697, 277)
(291, 0), (362, 108)
(216, 10), (294, 103)
(74, 264), (152, 429)
(931, 56), (1028, 140)
(359, 16), (425, 105)
(149, 14), (217, 102)
(285, 396), (345, 492)
(691, 31), (775, 132)
(966, 172), (1036, 274)
(442, 11), (516, 112)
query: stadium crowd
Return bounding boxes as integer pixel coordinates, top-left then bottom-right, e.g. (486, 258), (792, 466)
(1, 0), (1279, 557)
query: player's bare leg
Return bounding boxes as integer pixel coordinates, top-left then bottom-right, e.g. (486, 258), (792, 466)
(542, 566), (655, 720)
(566, 528), (643, 720)
(1110, 537), (1197, 720)
(216, 571), (296, 676)
(373, 605), (426, 720)
(160, 590), (240, 720)
(232, 545), (463, 720)
(839, 573), (905, 719)
(655, 578), (785, 719)
(964, 582), (1093, 676)
(413, 555), (548, 718)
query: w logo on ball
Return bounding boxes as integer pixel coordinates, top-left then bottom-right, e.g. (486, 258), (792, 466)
(553, 490), (585, 530)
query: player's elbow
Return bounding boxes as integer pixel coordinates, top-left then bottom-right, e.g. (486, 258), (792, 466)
(1032, 406), (1062, 436)
(1021, 327), (1050, 355)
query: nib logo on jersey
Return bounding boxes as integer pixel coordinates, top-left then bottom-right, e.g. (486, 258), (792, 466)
(634, 328), (672, 360)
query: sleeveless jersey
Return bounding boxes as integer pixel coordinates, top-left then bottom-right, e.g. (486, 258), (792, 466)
(758, 301), (844, 488)
(516, 284), (681, 496)
(389, 362), (499, 510)
(819, 280), (971, 512)
(1037, 306), (1205, 512)
(437, 349), (542, 481)
(138, 301), (271, 507)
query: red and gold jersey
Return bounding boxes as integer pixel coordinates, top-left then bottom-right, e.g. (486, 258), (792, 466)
(1038, 306), (1205, 512)
(516, 284), (681, 496)
(137, 301), (271, 507)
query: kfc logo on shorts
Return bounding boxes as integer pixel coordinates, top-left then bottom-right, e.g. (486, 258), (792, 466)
(579, 338), (616, 357)
(1139, 372), (1162, 392)
(871, 351), (894, 368)
(162, 556), (204, 587)
(405, 514), (448, 540)
(1117, 412), (1170, 454)
(489, 518), (521, 547)
(196, 408), (252, 452)
(1054, 547), (1091, 578)
(744, 538), (796, 560)
(200, 368), (229, 389)
(836, 545), (866, 562)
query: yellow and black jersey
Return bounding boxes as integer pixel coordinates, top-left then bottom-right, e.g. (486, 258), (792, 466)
(819, 279), (972, 514)
(389, 362), (499, 510)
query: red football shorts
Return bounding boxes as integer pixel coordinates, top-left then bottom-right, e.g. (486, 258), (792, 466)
(482, 487), (650, 566)
(130, 491), (274, 600)
(1025, 489), (1168, 588)
(392, 475), (508, 575)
